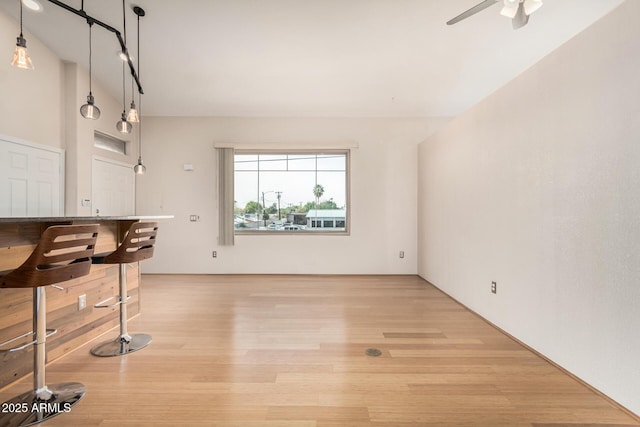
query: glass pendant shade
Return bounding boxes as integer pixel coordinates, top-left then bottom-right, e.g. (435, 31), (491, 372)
(80, 93), (101, 119)
(134, 158), (146, 174)
(116, 112), (132, 134)
(11, 36), (33, 69)
(126, 100), (139, 123)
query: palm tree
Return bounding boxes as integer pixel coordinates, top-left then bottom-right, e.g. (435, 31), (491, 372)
(312, 184), (324, 228)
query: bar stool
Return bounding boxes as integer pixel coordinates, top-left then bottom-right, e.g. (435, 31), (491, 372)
(0, 224), (99, 427)
(90, 221), (158, 357)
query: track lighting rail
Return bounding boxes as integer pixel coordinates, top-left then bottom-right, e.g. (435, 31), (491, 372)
(46, 0), (144, 94)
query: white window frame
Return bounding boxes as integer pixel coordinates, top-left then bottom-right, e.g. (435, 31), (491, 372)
(93, 130), (127, 155)
(234, 149), (350, 236)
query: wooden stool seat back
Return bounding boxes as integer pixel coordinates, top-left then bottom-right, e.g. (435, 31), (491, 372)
(103, 222), (158, 264)
(89, 221), (158, 357)
(1, 224), (99, 289)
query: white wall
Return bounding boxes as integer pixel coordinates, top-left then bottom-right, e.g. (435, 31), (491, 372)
(418, 0), (640, 416)
(137, 116), (448, 274)
(63, 63), (138, 216)
(0, 8), (139, 216)
(0, 9), (63, 148)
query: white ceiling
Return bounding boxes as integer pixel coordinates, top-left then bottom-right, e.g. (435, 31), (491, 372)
(2, 0), (626, 117)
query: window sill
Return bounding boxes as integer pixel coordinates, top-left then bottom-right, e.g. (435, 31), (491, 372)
(235, 230), (350, 236)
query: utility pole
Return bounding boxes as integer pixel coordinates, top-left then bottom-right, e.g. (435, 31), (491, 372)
(276, 191), (282, 220)
(261, 192), (267, 227)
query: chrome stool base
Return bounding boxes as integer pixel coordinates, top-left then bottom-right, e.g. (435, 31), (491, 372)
(90, 333), (152, 357)
(0, 382), (85, 427)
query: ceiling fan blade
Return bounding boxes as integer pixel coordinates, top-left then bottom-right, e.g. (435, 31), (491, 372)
(447, 0), (500, 25)
(512, 2), (530, 29)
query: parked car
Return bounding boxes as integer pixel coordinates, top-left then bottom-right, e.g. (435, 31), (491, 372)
(283, 225), (301, 231)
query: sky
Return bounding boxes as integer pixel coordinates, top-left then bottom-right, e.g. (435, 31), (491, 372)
(234, 153), (347, 210)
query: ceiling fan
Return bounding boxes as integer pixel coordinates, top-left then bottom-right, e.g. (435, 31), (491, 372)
(447, 0), (543, 29)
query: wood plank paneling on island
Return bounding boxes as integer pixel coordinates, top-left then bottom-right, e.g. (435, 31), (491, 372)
(0, 221), (140, 390)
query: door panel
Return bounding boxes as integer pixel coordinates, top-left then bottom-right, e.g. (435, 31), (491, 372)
(91, 157), (135, 216)
(0, 138), (62, 217)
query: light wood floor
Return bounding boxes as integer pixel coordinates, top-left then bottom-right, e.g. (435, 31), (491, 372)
(1, 275), (638, 427)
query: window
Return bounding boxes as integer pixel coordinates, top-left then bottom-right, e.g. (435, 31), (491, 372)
(94, 131), (126, 155)
(234, 151), (349, 234)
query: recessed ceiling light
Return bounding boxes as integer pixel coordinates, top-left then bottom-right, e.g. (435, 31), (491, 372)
(22, 0), (43, 12)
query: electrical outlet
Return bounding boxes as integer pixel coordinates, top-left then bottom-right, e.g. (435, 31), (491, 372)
(491, 281), (497, 294)
(212, 251), (217, 258)
(399, 251), (405, 258)
(78, 294), (87, 310)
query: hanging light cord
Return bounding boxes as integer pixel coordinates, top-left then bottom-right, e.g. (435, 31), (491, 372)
(138, 90), (143, 158)
(88, 22), (93, 95)
(122, 0), (127, 44)
(122, 0), (140, 110)
(122, 62), (126, 110)
(121, 0), (127, 112)
(130, 73), (135, 102)
(19, 0), (24, 37)
(137, 14), (141, 81)
(137, 12), (142, 158)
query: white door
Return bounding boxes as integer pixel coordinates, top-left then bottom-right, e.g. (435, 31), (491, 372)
(91, 157), (135, 216)
(0, 137), (63, 217)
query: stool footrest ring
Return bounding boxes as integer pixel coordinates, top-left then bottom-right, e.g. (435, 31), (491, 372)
(90, 333), (152, 357)
(0, 329), (57, 353)
(94, 295), (131, 309)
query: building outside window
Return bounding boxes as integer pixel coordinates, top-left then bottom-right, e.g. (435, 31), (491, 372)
(304, 209), (346, 229)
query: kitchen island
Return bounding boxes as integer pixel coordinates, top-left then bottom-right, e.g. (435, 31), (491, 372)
(0, 215), (171, 389)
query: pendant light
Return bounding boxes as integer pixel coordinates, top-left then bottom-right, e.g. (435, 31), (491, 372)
(126, 86), (140, 122)
(116, 111), (133, 133)
(133, 91), (145, 174)
(11, 0), (34, 70)
(133, 6), (146, 174)
(116, 63), (133, 133)
(116, 0), (132, 134)
(80, 21), (100, 120)
(116, 111), (132, 134)
(123, 0), (139, 124)
(125, 58), (139, 123)
(116, 61), (132, 132)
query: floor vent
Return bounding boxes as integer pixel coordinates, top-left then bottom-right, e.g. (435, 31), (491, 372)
(365, 348), (382, 357)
